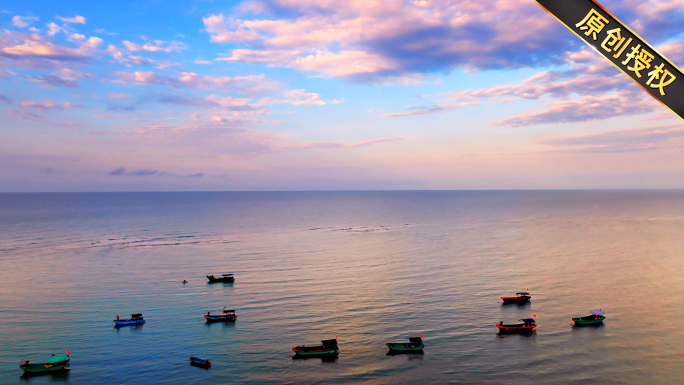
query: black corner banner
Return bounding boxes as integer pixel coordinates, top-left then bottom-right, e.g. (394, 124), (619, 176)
(536, 0), (684, 121)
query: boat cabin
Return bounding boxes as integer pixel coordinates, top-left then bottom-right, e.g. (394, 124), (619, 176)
(520, 318), (536, 325)
(321, 339), (338, 349)
(408, 337), (424, 346)
(131, 313), (143, 319)
(516, 292), (530, 297)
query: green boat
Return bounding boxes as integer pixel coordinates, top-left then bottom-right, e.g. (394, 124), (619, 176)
(572, 310), (606, 326)
(386, 336), (424, 353)
(20, 354), (70, 373)
(292, 338), (339, 357)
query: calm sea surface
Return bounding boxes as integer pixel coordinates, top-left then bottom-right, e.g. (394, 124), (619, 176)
(1, 191), (683, 384)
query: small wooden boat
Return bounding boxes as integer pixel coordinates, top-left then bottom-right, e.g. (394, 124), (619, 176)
(207, 273), (234, 283)
(20, 354), (70, 373)
(572, 310), (606, 326)
(496, 318), (537, 333)
(189, 357), (211, 369)
(204, 307), (237, 322)
(114, 313), (145, 326)
(292, 338), (339, 357)
(501, 292), (531, 304)
(386, 336), (425, 353)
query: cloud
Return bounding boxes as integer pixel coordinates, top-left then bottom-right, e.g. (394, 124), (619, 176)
(492, 90), (657, 127)
(12, 68), (90, 88)
(94, 28), (117, 36)
(280, 136), (407, 151)
(57, 15), (86, 24)
(7, 99), (87, 114)
(261, 89), (337, 106)
(108, 167), (126, 175)
(122, 40), (186, 53)
(1, 32), (91, 62)
(128, 169), (158, 176)
(107, 167), (205, 178)
(114, 71), (279, 94)
(108, 93), (130, 99)
(194, 59), (212, 64)
(539, 125), (684, 153)
(204, 1), (684, 82)
(46, 22), (63, 36)
(12, 16), (39, 28)
(39, 167), (56, 175)
(384, 101), (479, 117)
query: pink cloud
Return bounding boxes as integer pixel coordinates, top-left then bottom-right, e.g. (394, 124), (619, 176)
(56, 15), (86, 24)
(1, 36), (89, 61)
(122, 40), (186, 53)
(491, 90), (658, 127)
(204, 0), (683, 82)
(383, 101), (479, 117)
(280, 136), (407, 151)
(261, 89), (338, 106)
(12, 16), (39, 28)
(539, 124), (684, 153)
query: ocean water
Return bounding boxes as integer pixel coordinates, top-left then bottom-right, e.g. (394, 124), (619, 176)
(0, 191), (683, 384)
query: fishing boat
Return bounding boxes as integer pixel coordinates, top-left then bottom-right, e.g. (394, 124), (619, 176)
(496, 318), (537, 333)
(204, 307), (237, 322)
(386, 336), (425, 353)
(207, 273), (234, 283)
(572, 310), (606, 326)
(501, 292), (531, 304)
(20, 353), (70, 373)
(189, 357), (211, 369)
(114, 313), (145, 326)
(292, 338), (339, 357)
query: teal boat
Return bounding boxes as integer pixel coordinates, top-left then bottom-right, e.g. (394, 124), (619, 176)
(292, 338), (338, 357)
(20, 354), (70, 373)
(572, 310), (606, 326)
(386, 336), (424, 353)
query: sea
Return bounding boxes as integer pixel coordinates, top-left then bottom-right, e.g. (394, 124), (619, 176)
(0, 191), (683, 384)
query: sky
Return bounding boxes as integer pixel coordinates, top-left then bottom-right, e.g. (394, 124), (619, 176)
(1, 0), (683, 192)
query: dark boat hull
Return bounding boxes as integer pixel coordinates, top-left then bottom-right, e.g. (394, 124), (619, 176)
(386, 342), (424, 353)
(207, 276), (234, 283)
(114, 319), (145, 326)
(292, 349), (338, 357)
(501, 296), (531, 304)
(20, 360), (70, 373)
(496, 324), (537, 333)
(572, 315), (606, 326)
(204, 315), (237, 322)
(190, 357), (211, 369)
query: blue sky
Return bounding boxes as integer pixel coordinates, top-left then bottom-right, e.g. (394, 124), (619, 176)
(1, 0), (683, 191)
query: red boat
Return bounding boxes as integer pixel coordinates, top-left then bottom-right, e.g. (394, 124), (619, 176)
(501, 292), (531, 304)
(496, 318), (537, 333)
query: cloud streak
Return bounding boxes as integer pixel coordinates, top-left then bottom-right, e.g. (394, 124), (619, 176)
(539, 125), (684, 153)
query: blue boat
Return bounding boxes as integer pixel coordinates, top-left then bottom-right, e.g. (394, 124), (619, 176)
(114, 313), (145, 326)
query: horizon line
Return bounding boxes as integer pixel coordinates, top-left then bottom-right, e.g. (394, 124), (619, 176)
(2, 188), (683, 194)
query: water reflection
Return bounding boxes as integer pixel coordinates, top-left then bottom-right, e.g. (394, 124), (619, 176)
(501, 301), (531, 308)
(204, 321), (236, 329)
(291, 355), (339, 363)
(113, 324), (144, 332)
(386, 350), (425, 362)
(20, 370), (70, 382)
(571, 322), (606, 333)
